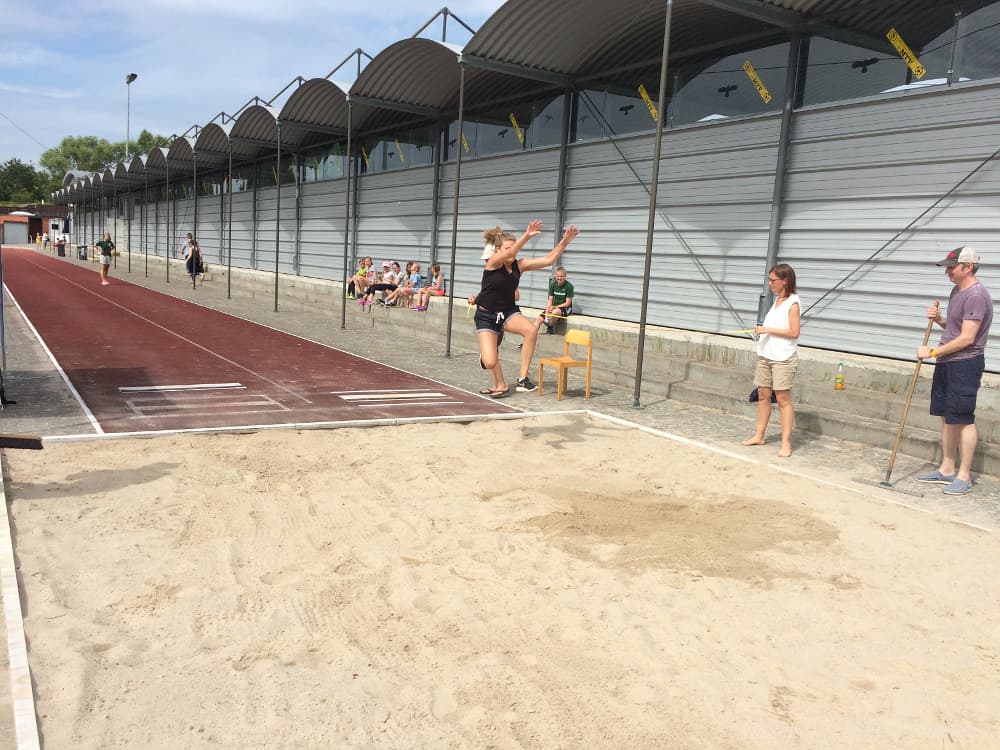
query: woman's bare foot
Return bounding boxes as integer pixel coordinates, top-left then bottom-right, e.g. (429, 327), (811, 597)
(777, 445), (792, 458)
(741, 436), (765, 446)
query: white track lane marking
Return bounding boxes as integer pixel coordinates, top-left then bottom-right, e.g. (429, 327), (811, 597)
(338, 392), (448, 401)
(119, 383), (245, 393)
(3, 284), (102, 434)
(0, 457), (42, 750)
(16, 260), (312, 405)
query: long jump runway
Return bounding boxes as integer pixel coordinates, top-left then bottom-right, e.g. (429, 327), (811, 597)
(3, 248), (515, 434)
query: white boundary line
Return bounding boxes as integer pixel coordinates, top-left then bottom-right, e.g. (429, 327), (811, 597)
(584, 409), (991, 533)
(38, 409), (577, 443)
(0, 455), (41, 750)
(119, 383), (245, 393)
(3, 284), (102, 434)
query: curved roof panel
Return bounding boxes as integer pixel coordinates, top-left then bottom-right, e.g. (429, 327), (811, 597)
(279, 79), (355, 141)
(167, 136), (196, 165)
(352, 38), (462, 114)
(146, 147), (170, 174)
(62, 169), (91, 188)
(464, 0), (781, 83)
(194, 122), (236, 163)
(230, 105), (280, 157)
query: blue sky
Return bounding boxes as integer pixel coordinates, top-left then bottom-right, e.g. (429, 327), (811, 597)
(1, 0), (505, 171)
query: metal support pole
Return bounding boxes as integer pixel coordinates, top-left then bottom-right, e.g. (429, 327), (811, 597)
(633, 0), (674, 408)
(143, 170), (149, 276)
(227, 145), (233, 300)
(274, 122), (282, 313)
(193, 152), (199, 242)
(757, 32), (803, 325)
(166, 165), (171, 283)
(947, 9), (963, 86)
(554, 86), (572, 236)
(340, 103), (353, 331)
(126, 193), (132, 269)
(444, 64), (466, 358)
(251, 163), (259, 270)
(429, 120), (443, 264)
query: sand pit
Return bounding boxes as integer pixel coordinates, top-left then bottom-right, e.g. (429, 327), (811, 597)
(3, 413), (999, 748)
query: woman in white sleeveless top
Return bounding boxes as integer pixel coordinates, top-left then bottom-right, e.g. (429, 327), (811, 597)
(742, 264), (801, 457)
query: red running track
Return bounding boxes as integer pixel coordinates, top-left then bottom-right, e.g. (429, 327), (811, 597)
(2, 248), (516, 434)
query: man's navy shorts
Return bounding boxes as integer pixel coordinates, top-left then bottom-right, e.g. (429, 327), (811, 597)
(930, 354), (985, 425)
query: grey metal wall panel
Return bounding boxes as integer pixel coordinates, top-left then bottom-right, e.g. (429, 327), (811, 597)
(173, 197), (196, 247)
(227, 190), (256, 270)
(781, 81), (1000, 371)
(435, 148), (562, 306)
(354, 167), (438, 272)
(196, 192), (226, 265)
(562, 117), (781, 333)
(254, 185), (297, 276)
(299, 179), (348, 281)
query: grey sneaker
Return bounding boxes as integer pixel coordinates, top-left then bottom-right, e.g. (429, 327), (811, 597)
(516, 377), (537, 392)
(942, 477), (974, 495)
(915, 469), (955, 484)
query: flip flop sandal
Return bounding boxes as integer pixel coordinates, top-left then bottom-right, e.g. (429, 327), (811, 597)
(479, 387), (497, 394)
(489, 388), (510, 399)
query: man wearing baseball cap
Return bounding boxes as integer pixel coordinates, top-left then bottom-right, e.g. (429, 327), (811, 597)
(916, 246), (993, 494)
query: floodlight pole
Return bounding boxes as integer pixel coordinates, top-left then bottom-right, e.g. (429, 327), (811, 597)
(125, 73), (138, 160)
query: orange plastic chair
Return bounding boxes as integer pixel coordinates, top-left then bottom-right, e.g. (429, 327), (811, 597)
(538, 329), (592, 400)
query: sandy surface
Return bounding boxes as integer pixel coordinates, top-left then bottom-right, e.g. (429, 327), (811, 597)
(3, 413), (999, 749)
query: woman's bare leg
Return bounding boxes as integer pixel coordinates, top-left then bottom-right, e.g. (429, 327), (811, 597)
(775, 390), (794, 457)
(478, 331), (506, 392)
(741, 387), (772, 446)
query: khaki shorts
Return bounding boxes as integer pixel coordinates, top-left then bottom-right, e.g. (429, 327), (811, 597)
(754, 352), (798, 391)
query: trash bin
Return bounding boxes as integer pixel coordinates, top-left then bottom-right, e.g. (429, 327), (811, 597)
(56, 243), (66, 257)
(77, 245), (88, 260)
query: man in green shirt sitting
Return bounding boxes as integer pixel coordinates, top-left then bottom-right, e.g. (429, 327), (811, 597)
(535, 266), (574, 334)
(94, 232), (115, 286)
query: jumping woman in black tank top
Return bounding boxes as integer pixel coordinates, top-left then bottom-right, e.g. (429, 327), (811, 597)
(475, 220), (580, 397)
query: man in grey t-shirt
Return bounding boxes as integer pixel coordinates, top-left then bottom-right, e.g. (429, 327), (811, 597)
(916, 246), (993, 495)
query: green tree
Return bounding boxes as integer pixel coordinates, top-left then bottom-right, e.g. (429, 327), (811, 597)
(39, 135), (120, 177)
(39, 129), (172, 181)
(0, 159), (47, 203)
(135, 129), (172, 154)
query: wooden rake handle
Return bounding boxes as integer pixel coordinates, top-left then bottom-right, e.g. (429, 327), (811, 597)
(884, 301), (939, 483)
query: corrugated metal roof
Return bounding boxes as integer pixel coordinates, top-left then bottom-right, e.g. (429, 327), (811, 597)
(280, 79), (352, 132)
(463, 0), (779, 81)
(62, 170), (90, 187)
(352, 38), (461, 113)
(193, 123), (234, 166)
(167, 137), (197, 166)
(143, 147), (170, 177)
(229, 105), (281, 157)
(61, 0), (982, 188)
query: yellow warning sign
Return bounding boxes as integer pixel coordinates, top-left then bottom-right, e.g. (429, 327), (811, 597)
(637, 84), (658, 122)
(743, 60), (772, 104)
(360, 145), (370, 169)
(508, 113), (525, 144)
(886, 28), (926, 79)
